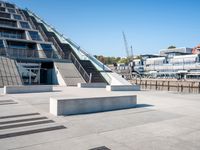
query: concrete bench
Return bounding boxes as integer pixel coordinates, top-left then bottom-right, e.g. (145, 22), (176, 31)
(4, 85), (53, 94)
(50, 95), (137, 116)
(77, 83), (107, 88)
(106, 85), (140, 91)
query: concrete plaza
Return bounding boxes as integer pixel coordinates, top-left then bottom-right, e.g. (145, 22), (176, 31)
(0, 87), (200, 150)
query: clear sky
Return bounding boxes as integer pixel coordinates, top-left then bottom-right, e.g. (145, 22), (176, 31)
(6, 0), (200, 57)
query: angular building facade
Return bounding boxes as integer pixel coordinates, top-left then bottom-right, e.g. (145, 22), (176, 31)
(0, 1), (121, 87)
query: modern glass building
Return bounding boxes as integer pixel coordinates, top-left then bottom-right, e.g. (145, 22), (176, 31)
(0, 1), (117, 87)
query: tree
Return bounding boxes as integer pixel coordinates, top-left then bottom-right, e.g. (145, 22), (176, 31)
(97, 55), (105, 64)
(168, 46), (176, 49)
(117, 58), (129, 65)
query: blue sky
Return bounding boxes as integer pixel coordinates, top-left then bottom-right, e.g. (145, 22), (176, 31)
(7, 0), (200, 56)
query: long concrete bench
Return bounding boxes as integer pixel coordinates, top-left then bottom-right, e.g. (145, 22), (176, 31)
(77, 83), (107, 88)
(4, 85), (53, 94)
(106, 85), (140, 91)
(50, 95), (137, 116)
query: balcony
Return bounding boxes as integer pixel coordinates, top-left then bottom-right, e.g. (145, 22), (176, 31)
(0, 47), (60, 59)
(0, 12), (11, 19)
(0, 7), (6, 12)
(0, 28), (26, 39)
(0, 18), (17, 28)
(5, 3), (15, 9)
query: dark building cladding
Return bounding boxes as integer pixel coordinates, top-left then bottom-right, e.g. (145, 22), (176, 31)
(0, 0), (110, 87)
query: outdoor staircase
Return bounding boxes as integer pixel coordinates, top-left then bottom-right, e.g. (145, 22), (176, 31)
(22, 11), (107, 84)
(79, 60), (106, 83)
(54, 61), (85, 86)
(0, 56), (22, 87)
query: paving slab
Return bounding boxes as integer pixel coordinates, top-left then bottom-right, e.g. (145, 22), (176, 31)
(0, 87), (200, 150)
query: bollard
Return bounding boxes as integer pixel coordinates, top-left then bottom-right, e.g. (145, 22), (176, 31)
(168, 81), (170, 91)
(199, 82), (200, 94)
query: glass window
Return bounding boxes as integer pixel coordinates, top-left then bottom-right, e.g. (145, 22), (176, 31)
(28, 31), (42, 41)
(0, 12), (10, 19)
(40, 44), (53, 51)
(7, 8), (16, 13)
(0, 40), (4, 48)
(5, 3), (15, 8)
(0, 7), (5, 12)
(20, 22), (30, 29)
(0, 29), (25, 39)
(0, 19), (17, 27)
(7, 41), (36, 50)
(13, 14), (22, 20)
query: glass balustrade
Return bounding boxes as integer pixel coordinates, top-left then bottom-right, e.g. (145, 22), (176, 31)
(0, 32), (25, 39)
(0, 48), (59, 59)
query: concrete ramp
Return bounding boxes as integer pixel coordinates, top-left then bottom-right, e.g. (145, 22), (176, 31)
(0, 56), (22, 87)
(54, 62), (85, 86)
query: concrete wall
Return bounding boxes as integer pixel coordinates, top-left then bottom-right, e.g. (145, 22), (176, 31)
(52, 64), (66, 86)
(106, 85), (140, 91)
(4, 85), (53, 94)
(50, 95), (137, 116)
(77, 83), (107, 88)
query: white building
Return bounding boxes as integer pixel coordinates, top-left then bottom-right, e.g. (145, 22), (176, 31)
(160, 47), (193, 56)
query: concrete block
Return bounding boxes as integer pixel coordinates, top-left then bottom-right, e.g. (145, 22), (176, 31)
(4, 85), (53, 94)
(50, 95), (137, 116)
(77, 83), (107, 88)
(106, 85), (140, 91)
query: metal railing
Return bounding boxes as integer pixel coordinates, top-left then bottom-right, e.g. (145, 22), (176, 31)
(69, 52), (90, 83)
(38, 25), (48, 41)
(49, 37), (66, 59)
(37, 25), (66, 59)
(19, 10), (27, 21)
(0, 48), (59, 59)
(26, 16), (36, 30)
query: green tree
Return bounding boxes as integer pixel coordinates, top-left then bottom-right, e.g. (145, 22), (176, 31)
(117, 58), (129, 65)
(168, 45), (176, 49)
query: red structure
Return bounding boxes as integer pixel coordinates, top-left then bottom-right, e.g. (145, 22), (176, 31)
(192, 44), (200, 54)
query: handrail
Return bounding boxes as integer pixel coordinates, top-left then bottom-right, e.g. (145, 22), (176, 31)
(36, 25), (66, 59)
(49, 37), (66, 59)
(29, 18), (36, 30)
(69, 52), (90, 83)
(19, 9), (27, 21)
(38, 25), (49, 41)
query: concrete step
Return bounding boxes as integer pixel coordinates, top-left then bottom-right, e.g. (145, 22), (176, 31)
(54, 62), (85, 86)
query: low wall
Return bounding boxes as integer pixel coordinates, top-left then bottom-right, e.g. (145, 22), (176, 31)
(77, 83), (107, 88)
(4, 85), (53, 94)
(106, 85), (140, 91)
(50, 95), (137, 116)
(130, 79), (200, 93)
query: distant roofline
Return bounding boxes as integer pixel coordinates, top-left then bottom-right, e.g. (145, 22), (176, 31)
(159, 47), (193, 52)
(140, 54), (159, 57)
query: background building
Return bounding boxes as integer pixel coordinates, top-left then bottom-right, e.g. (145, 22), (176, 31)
(133, 47), (200, 79)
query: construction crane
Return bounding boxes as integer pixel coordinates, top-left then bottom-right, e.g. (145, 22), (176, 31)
(122, 32), (141, 78)
(122, 31), (130, 61)
(130, 45), (134, 61)
(122, 31), (133, 78)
